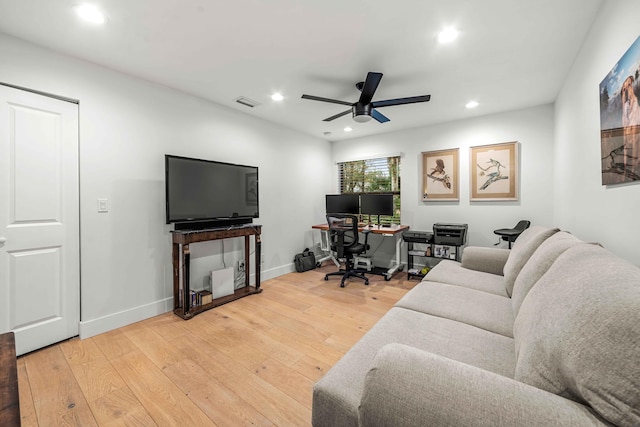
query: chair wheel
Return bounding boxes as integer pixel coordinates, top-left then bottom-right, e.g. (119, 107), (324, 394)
(316, 262), (322, 268)
(365, 280), (369, 285)
(324, 276), (328, 281)
(340, 283), (345, 288)
(384, 275), (391, 281)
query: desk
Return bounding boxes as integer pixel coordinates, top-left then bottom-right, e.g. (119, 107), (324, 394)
(312, 223), (409, 280)
(172, 224), (262, 319)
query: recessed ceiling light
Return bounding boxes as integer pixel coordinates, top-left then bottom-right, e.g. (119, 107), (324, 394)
(465, 100), (479, 109)
(271, 92), (284, 101)
(75, 4), (107, 24)
(344, 127), (353, 132)
(438, 27), (458, 44)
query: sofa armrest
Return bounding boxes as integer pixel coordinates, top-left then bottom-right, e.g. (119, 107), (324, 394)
(460, 246), (510, 276)
(359, 344), (607, 427)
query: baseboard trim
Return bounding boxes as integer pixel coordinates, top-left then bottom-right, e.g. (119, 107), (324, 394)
(260, 263), (295, 280)
(79, 297), (173, 339)
(79, 263), (295, 339)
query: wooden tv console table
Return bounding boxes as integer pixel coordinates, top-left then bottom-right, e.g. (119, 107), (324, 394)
(171, 224), (262, 320)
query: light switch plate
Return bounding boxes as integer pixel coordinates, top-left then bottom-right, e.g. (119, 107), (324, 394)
(97, 198), (108, 213)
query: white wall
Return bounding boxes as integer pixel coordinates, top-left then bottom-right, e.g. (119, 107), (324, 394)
(555, 0), (640, 265)
(4, 0), (638, 339)
(331, 104), (556, 264)
(0, 34), (333, 337)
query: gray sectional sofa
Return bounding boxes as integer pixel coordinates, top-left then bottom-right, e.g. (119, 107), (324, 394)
(312, 226), (640, 427)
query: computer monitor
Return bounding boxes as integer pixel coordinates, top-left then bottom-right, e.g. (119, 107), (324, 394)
(325, 194), (359, 214)
(360, 194), (394, 216)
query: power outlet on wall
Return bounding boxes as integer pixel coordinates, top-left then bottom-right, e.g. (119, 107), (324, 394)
(237, 259), (245, 273)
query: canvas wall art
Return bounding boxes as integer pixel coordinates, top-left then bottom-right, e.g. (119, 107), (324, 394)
(470, 142), (518, 201)
(600, 35), (640, 185)
(422, 148), (459, 201)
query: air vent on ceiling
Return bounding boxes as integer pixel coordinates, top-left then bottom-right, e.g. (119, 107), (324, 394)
(235, 96), (260, 108)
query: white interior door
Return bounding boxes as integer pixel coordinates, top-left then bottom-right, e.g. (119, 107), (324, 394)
(0, 84), (79, 356)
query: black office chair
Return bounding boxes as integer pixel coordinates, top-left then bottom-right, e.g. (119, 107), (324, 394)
(324, 214), (370, 287)
(494, 220), (531, 249)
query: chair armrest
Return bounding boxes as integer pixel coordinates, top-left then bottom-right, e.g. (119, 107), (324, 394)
(460, 246), (510, 276)
(359, 344), (607, 427)
(362, 229), (370, 247)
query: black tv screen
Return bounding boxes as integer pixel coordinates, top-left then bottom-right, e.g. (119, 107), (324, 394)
(326, 194), (359, 214)
(165, 155), (259, 224)
(360, 194), (394, 216)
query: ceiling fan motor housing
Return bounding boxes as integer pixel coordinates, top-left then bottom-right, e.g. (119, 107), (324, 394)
(352, 102), (372, 122)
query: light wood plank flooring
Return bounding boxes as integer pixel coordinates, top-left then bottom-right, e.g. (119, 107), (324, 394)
(16, 266), (417, 426)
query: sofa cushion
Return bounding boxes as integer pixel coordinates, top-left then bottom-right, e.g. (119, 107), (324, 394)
(503, 226), (559, 296)
(423, 260), (508, 297)
(359, 344), (609, 427)
(395, 281), (514, 337)
(514, 244), (640, 427)
(511, 231), (585, 316)
(313, 307), (516, 427)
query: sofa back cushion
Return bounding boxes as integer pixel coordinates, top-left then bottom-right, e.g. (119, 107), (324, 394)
(511, 231), (584, 316)
(513, 244), (640, 427)
(502, 226), (559, 296)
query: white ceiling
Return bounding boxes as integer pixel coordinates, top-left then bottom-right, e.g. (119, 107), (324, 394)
(0, 0), (603, 142)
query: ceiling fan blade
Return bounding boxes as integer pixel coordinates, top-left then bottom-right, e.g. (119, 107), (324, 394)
(358, 72), (383, 105)
(323, 109), (352, 122)
(301, 94), (353, 106)
(372, 94), (431, 108)
(371, 109), (390, 123)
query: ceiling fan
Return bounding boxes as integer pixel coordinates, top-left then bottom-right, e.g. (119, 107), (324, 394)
(301, 72), (431, 123)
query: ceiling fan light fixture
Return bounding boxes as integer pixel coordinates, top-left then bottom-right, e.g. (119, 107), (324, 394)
(271, 92), (284, 101)
(353, 114), (372, 123)
(353, 102), (372, 122)
(465, 100), (479, 109)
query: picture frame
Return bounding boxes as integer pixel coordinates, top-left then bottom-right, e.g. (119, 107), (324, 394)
(434, 245), (442, 257)
(470, 142), (519, 201)
(422, 148), (459, 201)
(599, 35), (640, 185)
(433, 245), (454, 259)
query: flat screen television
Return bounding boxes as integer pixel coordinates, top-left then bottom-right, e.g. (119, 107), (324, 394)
(325, 194), (359, 214)
(360, 194), (394, 216)
(165, 155), (259, 229)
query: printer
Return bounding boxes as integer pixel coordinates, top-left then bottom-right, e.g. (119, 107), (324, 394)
(433, 223), (468, 246)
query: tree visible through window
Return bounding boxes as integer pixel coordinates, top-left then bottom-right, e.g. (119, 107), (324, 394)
(338, 156), (401, 224)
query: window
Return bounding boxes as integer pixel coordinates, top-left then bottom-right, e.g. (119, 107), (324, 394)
(338, 156), (401, 224)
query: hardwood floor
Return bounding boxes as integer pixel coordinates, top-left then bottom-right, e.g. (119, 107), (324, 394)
(16, 266), (417, 426)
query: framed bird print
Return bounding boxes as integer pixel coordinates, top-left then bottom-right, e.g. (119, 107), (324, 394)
(422, 148), (459, 201)
(470, 142), (519, 201)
